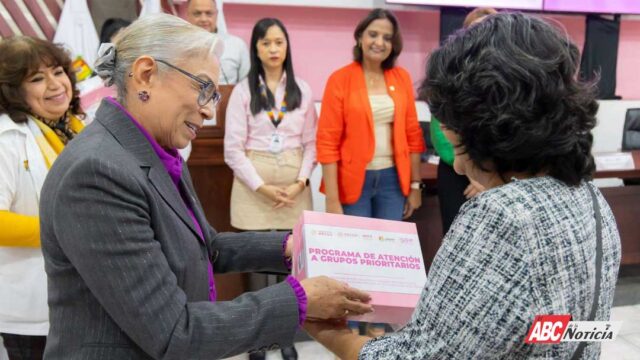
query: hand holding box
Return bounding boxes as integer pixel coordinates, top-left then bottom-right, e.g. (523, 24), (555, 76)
(293, 211), (427, 326)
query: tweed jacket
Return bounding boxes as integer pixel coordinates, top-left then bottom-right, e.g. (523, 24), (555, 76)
(360, 177), (621, 359)
(39, 100), (300, 359)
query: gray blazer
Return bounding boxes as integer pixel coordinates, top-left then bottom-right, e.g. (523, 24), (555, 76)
(39, 100), (300, 359)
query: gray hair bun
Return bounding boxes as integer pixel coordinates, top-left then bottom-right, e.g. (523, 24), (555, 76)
(95, 43), (117, 87)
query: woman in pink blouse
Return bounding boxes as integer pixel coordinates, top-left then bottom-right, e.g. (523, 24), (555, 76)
(224, 17), (317, 360)
(224, 18), (317, 232)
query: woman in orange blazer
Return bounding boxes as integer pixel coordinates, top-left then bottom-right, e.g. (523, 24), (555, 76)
(317, 8), (425, 222)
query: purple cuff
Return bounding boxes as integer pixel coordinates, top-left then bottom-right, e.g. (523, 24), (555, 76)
(282, 232), (292, 271)
(285, 275), (307, 326)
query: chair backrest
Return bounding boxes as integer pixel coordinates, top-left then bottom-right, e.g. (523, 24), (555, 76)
(215, 84), (234, 131)
(420, 121), (435, 158)
(622, 108), (640, 151)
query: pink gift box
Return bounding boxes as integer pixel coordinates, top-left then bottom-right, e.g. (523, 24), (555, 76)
(293, 210), (427, 326)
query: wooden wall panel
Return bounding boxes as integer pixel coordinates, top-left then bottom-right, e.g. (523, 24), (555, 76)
(602, 186), (640, 265)
(409, 190), (443, 270)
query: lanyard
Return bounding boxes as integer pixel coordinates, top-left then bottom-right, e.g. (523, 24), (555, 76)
(260, 84), (287, 128)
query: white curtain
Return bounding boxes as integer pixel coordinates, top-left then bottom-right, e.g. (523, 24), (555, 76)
(139, 0), (163, 18)
(53, 0), (100, 67)
(216, 0), (228, 34)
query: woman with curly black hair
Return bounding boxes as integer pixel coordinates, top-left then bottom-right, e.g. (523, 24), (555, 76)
(305, 13), (621, 359)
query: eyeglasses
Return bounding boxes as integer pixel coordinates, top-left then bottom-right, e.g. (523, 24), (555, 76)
(155, 59), (221, 108)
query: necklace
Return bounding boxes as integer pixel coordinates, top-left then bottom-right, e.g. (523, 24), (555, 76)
(260, 83), (287, 128)
(365, 72), (384, 86)
(32, 112), (76, 145)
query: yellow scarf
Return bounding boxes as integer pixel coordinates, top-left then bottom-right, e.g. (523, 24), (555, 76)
(32, 113), (84, 168)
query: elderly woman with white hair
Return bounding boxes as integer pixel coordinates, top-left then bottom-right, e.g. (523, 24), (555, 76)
(38, 14), (372, 360)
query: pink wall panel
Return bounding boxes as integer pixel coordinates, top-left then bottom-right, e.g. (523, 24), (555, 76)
(216, 4), (639, 100)
(544, 0), (640, 14)
(617, 20), (640, 99)
(546, 14), (586, 50)
(394, 10), (441, 89)
(223, 4), (439, 100)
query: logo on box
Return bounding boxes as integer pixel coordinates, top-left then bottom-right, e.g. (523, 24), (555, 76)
(292, 211), (427, 325)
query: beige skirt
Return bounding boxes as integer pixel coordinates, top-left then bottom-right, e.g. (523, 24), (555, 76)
(230, 149), (312, 230)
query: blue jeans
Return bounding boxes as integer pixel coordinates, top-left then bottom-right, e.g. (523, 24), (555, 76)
(343, 167), (404, 332)
(342, 167), (405, 220)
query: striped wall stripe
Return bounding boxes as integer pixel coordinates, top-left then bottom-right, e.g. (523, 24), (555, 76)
(2, 0), (41, 37)
(15, 0), (47, 39)
(0, 1), (22, 37)
(0, 0), (181, 41)
(0, 0), (59, 38)
(43, 0), (62, 20)
(0, 0), (60, 39)
(25, 0), (58, 39)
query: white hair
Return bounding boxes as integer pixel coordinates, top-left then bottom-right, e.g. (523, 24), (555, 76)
(97, 13), (223, 102)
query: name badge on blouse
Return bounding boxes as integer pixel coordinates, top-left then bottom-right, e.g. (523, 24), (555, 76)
(269, 132), (284, 154)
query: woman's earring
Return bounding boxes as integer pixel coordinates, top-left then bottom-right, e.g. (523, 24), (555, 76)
(138, 90), (150, 102)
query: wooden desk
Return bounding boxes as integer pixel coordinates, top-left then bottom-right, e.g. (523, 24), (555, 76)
(414, 151), (640, 267)
(593, 151), (640, 179)
(595, 151), (640, 265)
(420, 161), (437, 185)
(420, 150), (640, 181)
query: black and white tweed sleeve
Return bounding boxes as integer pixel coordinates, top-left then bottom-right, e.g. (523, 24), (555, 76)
(359, 197), (535, 359)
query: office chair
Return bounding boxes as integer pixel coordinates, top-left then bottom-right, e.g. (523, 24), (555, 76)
(622, 108), (640, 151)
(621, 108), (640, 185)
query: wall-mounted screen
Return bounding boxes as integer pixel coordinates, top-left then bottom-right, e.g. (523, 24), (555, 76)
(385, 0), (543, 10)
(544, 0), (640, 14)
(386, 0), (640, 14)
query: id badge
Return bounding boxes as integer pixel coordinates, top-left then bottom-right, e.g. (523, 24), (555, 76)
(269, 132), (284, 154)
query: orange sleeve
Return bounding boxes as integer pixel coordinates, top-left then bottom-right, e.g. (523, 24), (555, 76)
(316, 72), (345, 164)
(402, 69), (426, 153)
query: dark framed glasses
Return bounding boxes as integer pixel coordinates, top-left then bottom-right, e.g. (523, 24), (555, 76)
(155, 59), (222, 107)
